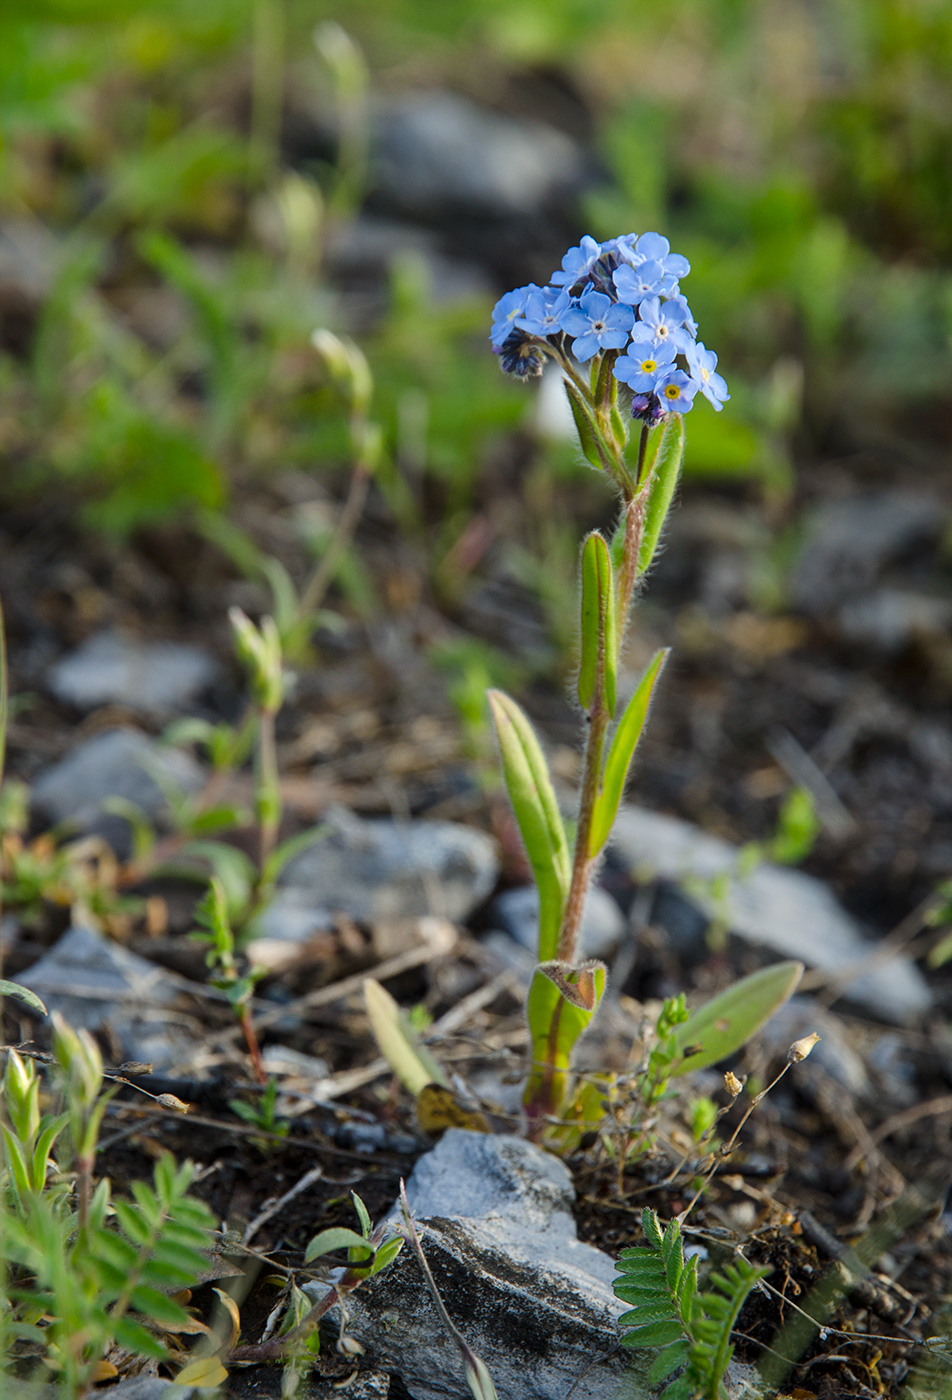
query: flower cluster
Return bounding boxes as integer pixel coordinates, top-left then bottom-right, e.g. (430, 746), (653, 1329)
(490, 232), (728, 422)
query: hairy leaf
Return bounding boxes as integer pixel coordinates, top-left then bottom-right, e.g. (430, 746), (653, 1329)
(639, 414), (685, 575)
(589, 649), (668, 855)
(363, 978), (447, 1097)
(578, 532), (618, 716)
(487, 690), (570, 961)
(669, 960), (803, 1075)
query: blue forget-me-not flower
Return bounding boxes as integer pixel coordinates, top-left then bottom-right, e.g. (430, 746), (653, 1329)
(561, 291), (634, 362)
(614, 340), (677, 393)
(490, 286), (534, 348)
(489, 230), (726, 424)
(517, 286), (574, 338)
(550, 235), (602, 289)
(686, 341), (730, 410)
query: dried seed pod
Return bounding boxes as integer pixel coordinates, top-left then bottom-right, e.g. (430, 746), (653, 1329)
(724, 1070), (744, 1098)
(787, 1032), (820, 1063)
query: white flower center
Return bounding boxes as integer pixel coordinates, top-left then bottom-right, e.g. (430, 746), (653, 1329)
(657, 325), (669, 338)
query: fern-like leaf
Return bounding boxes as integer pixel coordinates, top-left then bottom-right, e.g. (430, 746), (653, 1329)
(614, 1209), (768, 1400)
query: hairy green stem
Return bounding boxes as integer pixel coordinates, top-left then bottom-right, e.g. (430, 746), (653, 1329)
(256, 705), (280, 872)
(556, 697), (609, 964)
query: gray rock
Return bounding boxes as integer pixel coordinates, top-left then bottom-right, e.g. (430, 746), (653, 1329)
(280, 807), (498, 924)
(490, 883), (626, 960)
(328, 1130), (646, 1400)
(838, 587), (952, 653)
(611, 805), (931, 1025)
(5, 1380), (198, 1400)
(0, 215), (61, 304)
(370, 92), (584, 220)
(326, 216), (493, 305)
(14, 925), (196, 1070)
(31, 728), (205, 856)
(48, 631), (217, 716)
(792, 492), (945, 615)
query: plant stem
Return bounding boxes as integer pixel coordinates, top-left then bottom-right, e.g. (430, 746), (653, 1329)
(256, 705), (280, 871)
(250, 0), (284, 183)
(557, 693), (610, 964)
(295, 459), (371, 623)
(240, 1007), (267, 1084)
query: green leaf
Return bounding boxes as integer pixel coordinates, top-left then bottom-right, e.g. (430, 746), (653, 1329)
(649, 1340), (690, 1383)
(351, 1192), (372, 1237)
(523, 960), (606, 1119)
(99, 797), (157, 860)
(363, 978), (447, 1097)
(563, 378), (604, 471)
(368, 1235), (404, 1276)
(111, 1315), (168, 1360)
(589, 650), (668, 855)
(578, 533), (618, 716)
(487, 690), (570, 962)
(639, 414), (685, 576)
(261, 823), (328, 889)
(155, 840), (255, 919)
(0, 981), (47, 1016)
(129, 1285), (192, 1328)
(623, 1319), (686, 1348)
(669, 961), (804, 1075)
(304, 1227), (373, 1264)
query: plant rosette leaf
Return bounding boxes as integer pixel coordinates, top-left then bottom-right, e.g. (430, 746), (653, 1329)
(524, 960), (606, 1121)
(669, 960), (803, 1076)
(487, 690), (570, 961)
(0, 981), (47, 1016)
(364, 978), (447, 1097)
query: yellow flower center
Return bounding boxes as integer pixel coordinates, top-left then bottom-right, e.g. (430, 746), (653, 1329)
(664, 383), (680, 399)
(701, 368), (710, 381)
(641, 358), (657, 373)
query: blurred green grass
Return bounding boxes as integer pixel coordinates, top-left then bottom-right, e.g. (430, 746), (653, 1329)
(1, 0), (951, 537)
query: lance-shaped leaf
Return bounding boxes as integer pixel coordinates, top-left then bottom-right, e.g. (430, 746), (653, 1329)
(563, 378), (605, 472)
(578, 533), (618, 716)
(0, 982), (47, 1017)
(638, 414), (685, 576)
(488, 690), (570, 962)
(523, 959), (606, 1120)
(364, 978), (447, 1096)
(589, 650), (668, 856)
(669, 960), (803, 1076)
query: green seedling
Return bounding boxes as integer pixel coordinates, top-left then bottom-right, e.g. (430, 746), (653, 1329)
(614, 1207), (769, 1399)
(0, 1019), (215, 1398)
(192, 876), (267, 1083)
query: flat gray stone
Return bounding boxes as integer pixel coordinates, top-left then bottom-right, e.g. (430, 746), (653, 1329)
(14, 925), (196, 1070)
(490, 883), (626, 960)
(48, 631), (217, 716)
(611, 805), (931, 1025)
(329, 1130), (647, 1400)
(838, 587), (952, 653)
(792, 492), (945, 615)
(31, 728), (205, 855)
(0, 215), (61, 303)
(370, 92), (584, 220)
(280, 807), (498, 924)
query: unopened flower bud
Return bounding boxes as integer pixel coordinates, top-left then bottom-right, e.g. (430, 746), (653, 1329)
(724, 1071), (743, 1098)
(156, 1093), (190, 1113)
(787, 1032), (820, 1063)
